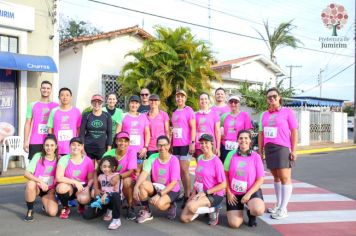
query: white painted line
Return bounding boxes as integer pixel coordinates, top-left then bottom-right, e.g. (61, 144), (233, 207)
(264, 175), (274, 180)
(260, 210), (356, 225)
(263, 193), (353, 203)
(261, 183), (317, 189)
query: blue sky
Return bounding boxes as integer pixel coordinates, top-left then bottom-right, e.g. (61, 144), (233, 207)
(61, 0), (355, 101)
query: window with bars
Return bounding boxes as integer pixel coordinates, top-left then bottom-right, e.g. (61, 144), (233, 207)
(0, 35), (18, 53)
(102, 74), (126, 109)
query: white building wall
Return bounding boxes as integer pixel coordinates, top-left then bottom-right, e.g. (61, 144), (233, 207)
(331, 112), (348, 143)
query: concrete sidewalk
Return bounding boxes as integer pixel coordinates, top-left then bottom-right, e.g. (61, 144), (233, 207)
(1, 142), (355, 185)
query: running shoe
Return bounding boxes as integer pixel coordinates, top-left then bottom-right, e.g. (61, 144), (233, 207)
(126, 207), (136, 220)
(68, 199), (77, 207)
(267, 205), (279, 214)
(59, 207), (71, 219)
(208, 208), (219, 226)
(166, 202), (177, 220)
(137, 210), (153, 223)
(41, 205), (46, 212)
(247, 210), (257, 227)
(24, 210), (34, 222)
(108, 219), (121, 230)
(103, 210), (112, 221)
(77, 205), (85, 214)
(271, 208), (288, 220)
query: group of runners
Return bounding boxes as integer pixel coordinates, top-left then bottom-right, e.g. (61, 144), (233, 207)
(23, 81), (298, 230)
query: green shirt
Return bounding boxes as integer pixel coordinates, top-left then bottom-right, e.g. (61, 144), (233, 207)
(26, 152), (42, 173)
(223, 150), (237, 171)
(102, 148), (116, 158)
(103, 107), (124, 138)
(143, 153), (160, 173)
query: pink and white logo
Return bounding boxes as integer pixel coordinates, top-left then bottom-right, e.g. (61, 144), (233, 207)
(321, 3), (348, 36)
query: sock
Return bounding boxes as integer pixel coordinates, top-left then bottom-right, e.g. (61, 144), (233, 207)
(274, 182), (282, 207)
(141, 200), (150, 212)
(195, 207), (215, 214)
(26, 201), (34, 211)
(57, 192), (70, 207)
(280, 184), (293, 211)
(112, 218), (121, 224)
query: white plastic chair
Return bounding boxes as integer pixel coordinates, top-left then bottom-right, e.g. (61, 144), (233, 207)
(2, 136), (29, 172)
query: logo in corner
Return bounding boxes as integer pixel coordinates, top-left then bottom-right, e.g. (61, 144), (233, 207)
(321, 3), (348, 36)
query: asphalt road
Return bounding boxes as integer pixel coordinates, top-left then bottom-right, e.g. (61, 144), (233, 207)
(1, 149), (355, 236)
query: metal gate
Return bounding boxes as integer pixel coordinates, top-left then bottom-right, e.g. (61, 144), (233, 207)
(102, 74), (126, 110)
(309, 110), (332, 142)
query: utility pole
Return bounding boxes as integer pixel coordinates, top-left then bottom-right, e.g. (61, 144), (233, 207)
(354, 3), (356, 144)
(318, 69), (324, 141)
(286, 65), (302, 89)
(208, 0), (211, 43)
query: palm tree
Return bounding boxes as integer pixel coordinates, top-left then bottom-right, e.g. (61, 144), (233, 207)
(256, 20), (302, 63)
(118, 26), (220, 114)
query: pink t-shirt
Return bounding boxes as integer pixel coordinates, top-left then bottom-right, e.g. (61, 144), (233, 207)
(259, 107), (298, 149)
(47, 107), (82, 155)
(26, 101), (58, 144)
(172, 106), (195, 146)
(102, 148), (137, 174)
(98, 173), (120, 193)
(195, 110), (220, 149)
(26, 152), (57, 190)
(222, 112), (252, 145)
(122, 113), (149, 153)
(211, 105), (230, 118)
(58, 154), (95, 184)
(224, 150), (264, 195)
(143, 153), (181, 192)
(147, 110), (169, 151)
(194, 155), (226, 197)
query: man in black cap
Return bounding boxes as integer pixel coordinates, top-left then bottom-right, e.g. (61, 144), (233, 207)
(138, 88), (150, 113)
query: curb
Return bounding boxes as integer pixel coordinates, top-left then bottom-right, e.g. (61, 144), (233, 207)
(296, 146), (356, 155)
(0, 176), (27, 185)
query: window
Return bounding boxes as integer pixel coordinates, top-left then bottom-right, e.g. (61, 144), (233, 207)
(0, 35), (18, 53)
(102, 74), (125, 109)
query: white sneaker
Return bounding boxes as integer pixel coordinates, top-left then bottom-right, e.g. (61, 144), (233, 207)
(267, 205), (279, 214)
(271, 208), (288, 220)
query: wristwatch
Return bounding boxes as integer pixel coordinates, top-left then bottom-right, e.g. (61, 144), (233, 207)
(191, 141), (195, 144)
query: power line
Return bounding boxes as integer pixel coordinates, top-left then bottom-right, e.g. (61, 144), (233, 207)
(88, 0), (353, 58)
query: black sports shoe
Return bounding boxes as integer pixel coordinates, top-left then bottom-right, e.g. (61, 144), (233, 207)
(126, 207), (136, 220)
(24, 210), (34, 222)
(247, 210), (257, 227)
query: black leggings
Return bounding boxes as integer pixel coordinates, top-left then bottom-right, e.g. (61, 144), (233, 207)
(82, 192), (122, 220)
(110, 192), (122, 219)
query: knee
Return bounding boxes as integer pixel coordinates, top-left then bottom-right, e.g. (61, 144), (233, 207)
(26, 181), (37, 191)
(77, 194), (90, 204)
(228, 219), (243, 228)
(47, 207), (58, 217)
(56, 184), (69, 194)
(180, 214), (191, 223)
(279, 176), (291, 184)
(250, 206), (265, 216)
(155, 200), (166, 211)
(187, 202), (197, 213)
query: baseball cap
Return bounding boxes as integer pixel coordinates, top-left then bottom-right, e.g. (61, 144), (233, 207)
(176, 89), (187, 97)
(116, 131), (130, 140)
(228, 95), (240, 102)
(149, 94), (160, 100)
(129, 95), (140, 103)
(198, 134), (214, 143)
(91, 94), (104, 102)
(70, 137), (83, 145)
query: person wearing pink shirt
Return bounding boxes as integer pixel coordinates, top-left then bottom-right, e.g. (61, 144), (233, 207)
(195, 92), (221, 157)
(224, 130), (265, 228)
(101, 131), (137, 221)
(258, 87), (298, 220)
(134, 135), (181, 223)
(23, 134), (59, 221)
(24, 81), (58, 160)
(146, 94), (170, 157)
(56, 137), (95, 219)
(220, 95), (253, 162)
(181, 134), (226, 226)
(171, 89), (196, 209)
(47, 88), (82, 156)
(211, 87), (230, 117)
(121, 95), (150, 166)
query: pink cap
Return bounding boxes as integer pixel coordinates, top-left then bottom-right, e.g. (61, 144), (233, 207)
(91, 94), (104, 102)
(116, 131), (130, 140)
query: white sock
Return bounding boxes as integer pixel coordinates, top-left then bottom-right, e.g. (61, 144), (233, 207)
(280, 184), (293, 211)
(112, 218), (121, 224)
(195, 207), (215, 214)
(274, 182), (282, 208)
(190, 213), (199, 221)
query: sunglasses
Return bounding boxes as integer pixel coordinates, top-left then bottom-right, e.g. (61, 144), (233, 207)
(229, 100), (239, 104)
(140, 94), (149, 96)
(267, 95), (278, 100)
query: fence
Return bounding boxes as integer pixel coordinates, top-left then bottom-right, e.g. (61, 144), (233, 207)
(101, 74), (126, 109)
(309, 110), (333, 142)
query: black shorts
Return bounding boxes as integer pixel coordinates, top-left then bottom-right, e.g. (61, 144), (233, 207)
(38, 189), (50, 197)
(152, 188), (180, 203)
(71, 184), (88, 200)
(147, 150), (158, 158)
(172, 145), (189, 156)
(206, 194), (224, 207)
(265, 143), (292, 169)
(226, 189), (264, 211)
(29, 144), (43, 160)
(85, 148), (106, 160)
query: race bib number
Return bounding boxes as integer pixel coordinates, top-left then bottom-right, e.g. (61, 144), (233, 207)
(172, 128), (183, 139)
(264, 127), (278, 138)
(231, 178), (247, 193)
(225, 141), (238, 150)
(58, 130), (73, 141)
(130, 134), (141, 146)
(38, 124), (48, 135)
(194, 181), (204, 192)
(39, 176), (54, 186)
(153, 183), (165, 192)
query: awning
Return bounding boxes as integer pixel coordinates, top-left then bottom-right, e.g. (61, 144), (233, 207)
(0, 52), (57, 73)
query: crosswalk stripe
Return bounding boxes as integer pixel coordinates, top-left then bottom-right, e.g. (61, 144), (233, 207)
(263, 193), (353, 203)
(261, 183), (316, 189)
